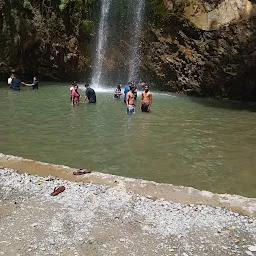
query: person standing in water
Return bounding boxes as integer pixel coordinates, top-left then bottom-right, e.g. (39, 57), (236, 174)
(70, 81), (76, 101)
(113, 84), (122, 99)
(83, 84), (96, 103)
(126, 84), (136, 114)
(71, 84), (80, 105)
(131, 81), (138, 100)
(123, 82), (131, 103)
(25, 77), (39, 90)
(140, 84), (152, 112)
(8, 74), (13, 88)
(10, 74), (26, 91)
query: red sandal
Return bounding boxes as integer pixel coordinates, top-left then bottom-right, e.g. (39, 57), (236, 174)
(50, 186), (65, 196)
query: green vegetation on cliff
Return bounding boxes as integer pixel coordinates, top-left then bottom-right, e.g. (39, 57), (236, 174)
(0, 0), (255, 100)
(0, 0), (98, 80)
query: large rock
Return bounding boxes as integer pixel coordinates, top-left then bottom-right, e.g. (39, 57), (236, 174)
(184, 0), (256, 30)
(141, 0), (256, 100)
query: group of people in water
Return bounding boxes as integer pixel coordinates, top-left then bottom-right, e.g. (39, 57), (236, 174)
(121, 81), (152, 113)
(70, 80), (152, 114)
(8, 73), (39, 90)
(7, 73), (152, 113)
(70, 82), (96, 105)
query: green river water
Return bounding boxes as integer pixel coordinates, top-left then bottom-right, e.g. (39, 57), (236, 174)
(0, 82), (255, 197)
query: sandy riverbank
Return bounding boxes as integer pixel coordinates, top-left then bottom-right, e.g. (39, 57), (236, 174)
(0, 165), (256, 255)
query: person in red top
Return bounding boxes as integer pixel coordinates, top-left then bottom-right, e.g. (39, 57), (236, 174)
(71, 85), (80, 105)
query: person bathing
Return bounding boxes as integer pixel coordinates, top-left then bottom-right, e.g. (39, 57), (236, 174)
(10, 74), (26, 91)
(70, 81), (77, 101)
(71, 85), (80, 105)
(113, 84), (122, 99)
(83, 84), (96, 103)
(25, 77), (39, 90)
(140, 84), (152, 112)
(126, 84), (136, 114)
(123, 82), (131, 104)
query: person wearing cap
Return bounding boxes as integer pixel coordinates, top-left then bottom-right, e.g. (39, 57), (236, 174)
(83, 84), (96, 103)
(126, 84), (136, 114)
(140, 84), (152, 112)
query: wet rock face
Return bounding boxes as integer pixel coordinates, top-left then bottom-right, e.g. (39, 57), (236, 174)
(142, 0), (256, 100)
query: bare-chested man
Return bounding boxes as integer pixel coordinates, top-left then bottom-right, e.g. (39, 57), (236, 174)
(126, 85), (136, 114)
(140, 84), (152, 112)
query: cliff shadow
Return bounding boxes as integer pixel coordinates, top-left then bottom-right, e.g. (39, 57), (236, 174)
(189, 95), (256, 112)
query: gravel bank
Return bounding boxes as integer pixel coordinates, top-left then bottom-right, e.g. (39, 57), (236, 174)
(0, 168), (255, 256)
(1, 153), (256, 217)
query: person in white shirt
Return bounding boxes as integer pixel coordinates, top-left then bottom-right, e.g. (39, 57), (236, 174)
(8, 74), (13, 88)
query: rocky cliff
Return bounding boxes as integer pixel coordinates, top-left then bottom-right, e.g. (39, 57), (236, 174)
(1, 0), (256, 100)
(0, 0), (98, 81)
(142, 0), (256, 100)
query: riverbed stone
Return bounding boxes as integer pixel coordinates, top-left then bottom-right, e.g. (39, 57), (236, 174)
(248, 246), (256, 252)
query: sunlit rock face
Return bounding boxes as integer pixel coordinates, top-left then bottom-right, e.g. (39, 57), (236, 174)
(163, 0), (256, 30)
(141, 0), (256, 100)
(185, 0), (256, 30)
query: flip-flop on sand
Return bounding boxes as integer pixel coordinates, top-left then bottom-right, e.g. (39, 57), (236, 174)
(73, 169), (92, 175)
(50, 186), (65, 196)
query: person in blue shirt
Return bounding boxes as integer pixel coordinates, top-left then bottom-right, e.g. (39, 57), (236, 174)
(123, 82), (131, 103)
(11, 74), (26, 90)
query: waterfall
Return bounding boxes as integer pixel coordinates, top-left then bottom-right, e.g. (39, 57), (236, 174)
(92, 0), (113, 87)
(128, 0), (145, 82)
(92, 0), (145, 86)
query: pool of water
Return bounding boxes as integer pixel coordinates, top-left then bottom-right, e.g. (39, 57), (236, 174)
(0, 82), (255, 197)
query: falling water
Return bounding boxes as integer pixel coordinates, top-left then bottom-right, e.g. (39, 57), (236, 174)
(92, 0), (113, 87)
(92, 0), (145, 86)
(128, 0), (145, 81)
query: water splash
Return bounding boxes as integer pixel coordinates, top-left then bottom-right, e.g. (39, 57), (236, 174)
(92, 0), (113, 87)
(128, 0), (145, 81)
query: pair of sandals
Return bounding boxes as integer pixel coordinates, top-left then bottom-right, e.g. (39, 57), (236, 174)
(50, 169), (92, 196)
